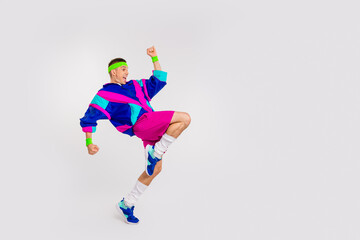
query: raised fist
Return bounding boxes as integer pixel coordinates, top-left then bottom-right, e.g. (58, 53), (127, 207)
(147, 46), (157, 57)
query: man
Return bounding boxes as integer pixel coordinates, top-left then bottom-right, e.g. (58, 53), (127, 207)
(80, 46), (191, 224)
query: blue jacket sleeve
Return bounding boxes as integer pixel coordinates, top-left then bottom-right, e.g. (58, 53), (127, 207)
(145, 70), (167, 100)
(79, 105), (108, 133)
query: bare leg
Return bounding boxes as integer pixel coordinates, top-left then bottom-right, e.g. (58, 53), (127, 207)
(138, 160), (162, 186)
(166, 112), (191, 138)
(138, 111), (191, 186)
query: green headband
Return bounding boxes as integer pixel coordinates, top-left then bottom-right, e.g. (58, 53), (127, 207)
(108, 62), (128, 73)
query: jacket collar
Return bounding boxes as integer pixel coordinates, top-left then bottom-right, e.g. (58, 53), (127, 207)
(103, 81), (132, 87)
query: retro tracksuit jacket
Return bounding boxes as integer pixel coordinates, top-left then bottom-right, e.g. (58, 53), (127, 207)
(79, 70), (167, 136)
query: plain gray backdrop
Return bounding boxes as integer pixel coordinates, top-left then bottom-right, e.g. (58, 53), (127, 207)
(1, 0), (359, 239)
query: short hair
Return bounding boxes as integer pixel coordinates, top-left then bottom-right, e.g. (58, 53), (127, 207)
(108, 58), (127, 76)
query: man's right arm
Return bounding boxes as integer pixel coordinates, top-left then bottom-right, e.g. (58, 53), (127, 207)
(85, 132), (99, 155)
(80, 104), (107, 155)
(86, 132), (92, 139)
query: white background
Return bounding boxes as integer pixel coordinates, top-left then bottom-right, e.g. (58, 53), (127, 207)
(0, 0), (359, 239)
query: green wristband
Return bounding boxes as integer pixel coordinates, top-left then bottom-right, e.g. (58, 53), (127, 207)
(152, 56), (159, 63)
(86, 138), (93, 147)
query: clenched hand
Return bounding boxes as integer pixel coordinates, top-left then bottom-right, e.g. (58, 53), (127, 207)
(147, 46), (157, 57)
(87, 144), (100, 155)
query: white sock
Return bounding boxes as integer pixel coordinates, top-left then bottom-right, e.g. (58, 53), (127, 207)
(124, 180), (148, 207)
(154, 133), (176, 159)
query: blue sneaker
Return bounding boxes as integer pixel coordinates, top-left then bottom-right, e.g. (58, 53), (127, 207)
(115, 198), (139, 224)
(145, 144), (161, 176)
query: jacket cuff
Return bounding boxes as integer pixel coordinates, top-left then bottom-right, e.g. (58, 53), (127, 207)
(152, 70), (167, 82)
(82, 126), (96, 133)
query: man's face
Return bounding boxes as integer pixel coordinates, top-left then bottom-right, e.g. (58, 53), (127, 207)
(112, 65), (129, 85)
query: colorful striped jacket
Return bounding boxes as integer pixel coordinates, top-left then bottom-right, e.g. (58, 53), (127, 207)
(79, 70), (167, 136)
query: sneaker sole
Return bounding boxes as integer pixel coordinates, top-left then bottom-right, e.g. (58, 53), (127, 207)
(144, 145), (151, 176)
(115, 203), (139, 225)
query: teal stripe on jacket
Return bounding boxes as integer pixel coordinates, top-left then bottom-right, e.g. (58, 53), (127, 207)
(153, 70), (167, 82)
(91, 94), (110, 109)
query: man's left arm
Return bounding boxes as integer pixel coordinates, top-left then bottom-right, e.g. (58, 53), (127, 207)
(147, 46), (161, 70)
(142, 46), (167, 99)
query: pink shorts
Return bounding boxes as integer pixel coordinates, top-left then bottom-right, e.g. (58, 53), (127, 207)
(133, 111), (175, 148)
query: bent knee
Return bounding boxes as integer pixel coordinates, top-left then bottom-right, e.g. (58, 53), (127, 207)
(182, 112), (191, 126)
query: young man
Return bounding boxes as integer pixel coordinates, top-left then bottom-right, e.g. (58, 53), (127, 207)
(79, 46), (191, 224)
